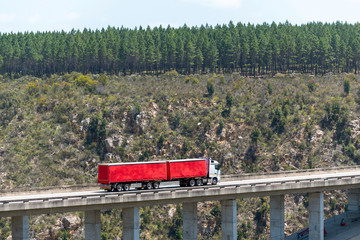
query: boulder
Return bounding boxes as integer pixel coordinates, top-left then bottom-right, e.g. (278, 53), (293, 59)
(105, 138), (114, 152)
(61, 215), (81, 230)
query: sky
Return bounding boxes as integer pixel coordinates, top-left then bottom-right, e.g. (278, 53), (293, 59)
(0, 0), (360, 33)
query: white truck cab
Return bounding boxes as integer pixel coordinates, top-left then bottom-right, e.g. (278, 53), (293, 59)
(209, 159), (221, 184)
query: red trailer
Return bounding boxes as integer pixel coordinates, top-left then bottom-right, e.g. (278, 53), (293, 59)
(98, 158), (220, 191)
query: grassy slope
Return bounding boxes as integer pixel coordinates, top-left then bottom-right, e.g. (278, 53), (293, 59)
(0, 72), (358, 239)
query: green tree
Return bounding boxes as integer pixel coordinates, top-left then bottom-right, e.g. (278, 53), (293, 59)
(226, 91), (234, 108)
(251, 128), (262, 144)
(344, 78), (351, 95)
(206, 80), (214, 97)
(157, 135), (165, 150)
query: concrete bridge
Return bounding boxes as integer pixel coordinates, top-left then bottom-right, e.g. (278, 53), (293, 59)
(2, 167), (360, 240)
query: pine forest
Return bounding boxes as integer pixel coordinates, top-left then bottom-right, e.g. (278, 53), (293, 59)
(0, 21), (360, 77)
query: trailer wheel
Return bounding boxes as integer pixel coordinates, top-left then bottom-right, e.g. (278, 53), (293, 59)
(115, 183), (122, 192)
(211, 178), (218, 185)
(146, 182), (152, 190)
(153, 182), (160, 189)
(123, 184), (130, 191)
(196, 179), (203, 186)
(189, 179), (196, 187)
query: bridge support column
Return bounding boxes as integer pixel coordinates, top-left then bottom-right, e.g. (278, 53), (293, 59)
(348, 188), (360, 212)
(270, 195), (284, 240)
(85, 210), (101, 240)
(123, 207), (139, 240)
(11, 215), (29, 240)
(183, 202), (198, 240)
(309, 192), (324, 240)
(221, 199), (237, 240)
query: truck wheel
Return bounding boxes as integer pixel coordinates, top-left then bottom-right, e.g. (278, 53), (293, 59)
(123, 184), (130, 191)
(146, 182), (152, 190)
(153, 182), (160, 189)
(189, 179), (196, 187)
(115, 183), (122, 192)
(196, 179), (203, 186)
(211, 178), (218, 185)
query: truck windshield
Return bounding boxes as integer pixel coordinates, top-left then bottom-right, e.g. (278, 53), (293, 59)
(215, 164), (220, 170)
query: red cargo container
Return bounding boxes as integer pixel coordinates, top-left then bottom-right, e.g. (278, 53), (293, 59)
(98, 158), (219, 191)
(98, 161), (167, 184)
(167, 159), (208, 180)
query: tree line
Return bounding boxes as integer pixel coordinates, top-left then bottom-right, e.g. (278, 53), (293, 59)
(0, 21), (360, 76)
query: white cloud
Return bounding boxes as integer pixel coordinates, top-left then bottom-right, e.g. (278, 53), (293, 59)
(182, 0), (243, 9)
(0, 13), (16, 23)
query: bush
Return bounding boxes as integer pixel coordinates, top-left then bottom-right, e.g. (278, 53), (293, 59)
(25, 80), (40, 96)
(344, 144), (356, 159)
(344, 79), (351, 95)
(98, 74), (107, 85)
(226, 91), (233, 108)
(157, 135), (165, 150)
(251, 128), (261, 144)
(307, 80), (316, 92)
(270, 107), (286, 134)
(267, 82), (273, 95)
(74, 75), (99, 92)
(206, 80), (214, 97)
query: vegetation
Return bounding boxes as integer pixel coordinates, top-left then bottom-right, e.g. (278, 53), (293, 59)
(0, 71), (356, 238)
(1, 22), (360, 76)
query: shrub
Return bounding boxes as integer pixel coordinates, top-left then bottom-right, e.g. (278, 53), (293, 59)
(307, 80), (316, 92)
(192, 77), (199, 84)
(267, 82), (273, 95)
(226, 91), (234, 109)
(165, 70), (179, 77)
(206, 81), (214, 97)
(219, 75), (226, 84)
(168, 111), (181, 130)
(25, 80), (40, 96)
(270, 106), (286, 134)
(37, 98), (48, 112)
(250, 128), (261, 144)
(98, 74), (107, 86)
(344, 79), (351, 95)
(74, 75), (99, 92)
(344, 144), (355, 159)
(157, 135), (165, 150)
(63, 81), (71, 91)
(217, 119), (225, 135)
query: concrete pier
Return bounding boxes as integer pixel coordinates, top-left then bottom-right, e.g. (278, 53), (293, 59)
(85, 210), (101, 240)
(183, 202), (198, 240)
(221, 199), (237, 240)
(12, 215), (29, 240)
(123, 207), (140, 240)
(309, 192), (324, 240)
(348, 188), (360, 213)
(270, 195), (284, 240)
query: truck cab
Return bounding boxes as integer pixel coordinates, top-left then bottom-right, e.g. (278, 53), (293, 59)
(209, 159), (221, 184)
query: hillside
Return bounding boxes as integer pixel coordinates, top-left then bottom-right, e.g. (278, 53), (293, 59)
(0, 71), (358, 239)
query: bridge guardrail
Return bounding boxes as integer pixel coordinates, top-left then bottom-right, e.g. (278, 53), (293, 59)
(2, 171), (360, 206)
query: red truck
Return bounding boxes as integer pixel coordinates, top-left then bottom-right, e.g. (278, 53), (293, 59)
(98, 158), (221, 191)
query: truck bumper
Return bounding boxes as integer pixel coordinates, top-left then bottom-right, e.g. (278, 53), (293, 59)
(100, 184), (111, 190)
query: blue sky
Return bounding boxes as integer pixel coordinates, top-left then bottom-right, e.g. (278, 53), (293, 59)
(0, 0), (360, 33)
